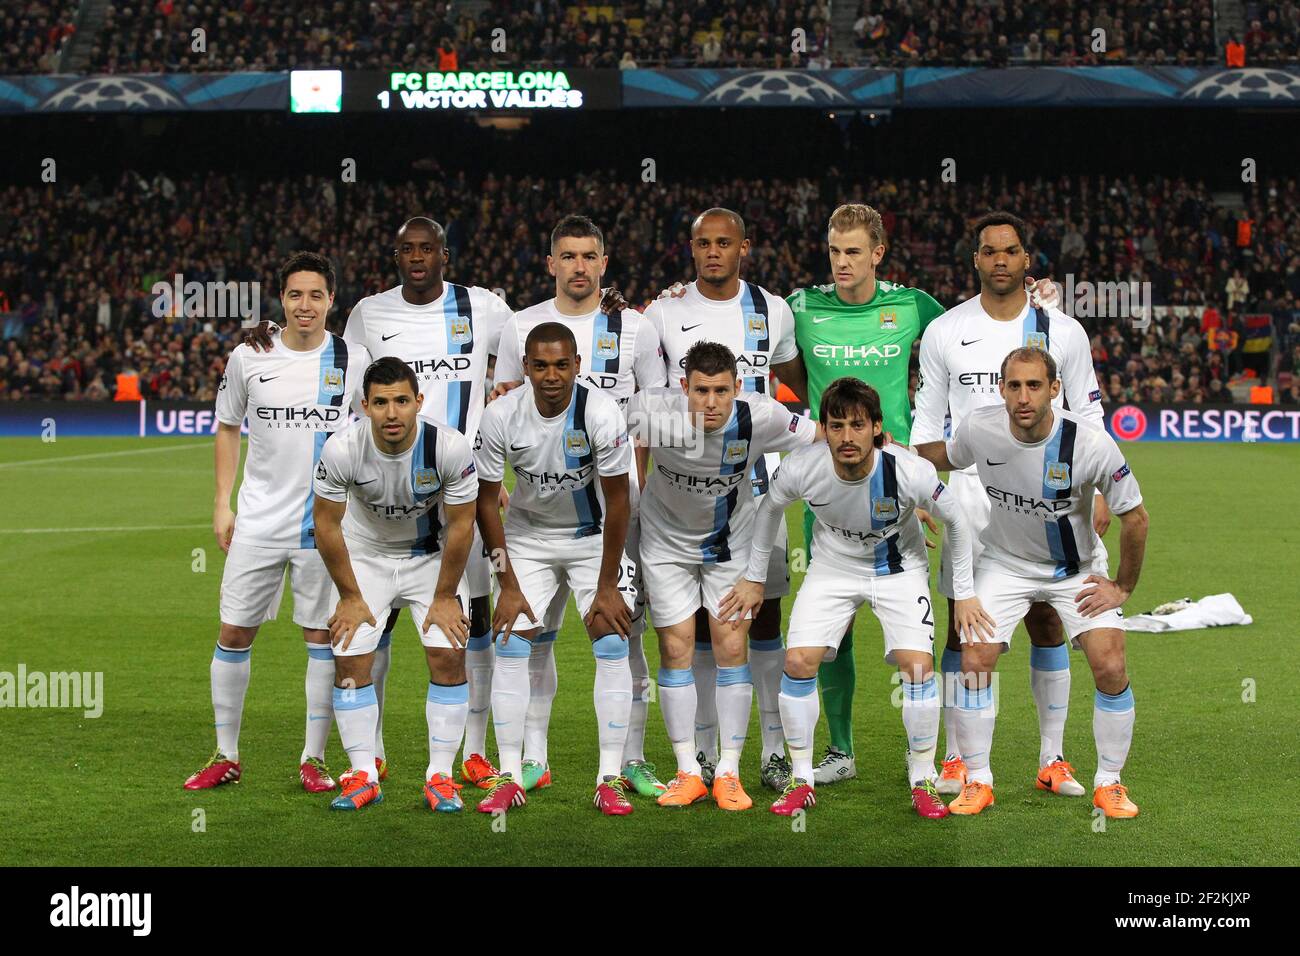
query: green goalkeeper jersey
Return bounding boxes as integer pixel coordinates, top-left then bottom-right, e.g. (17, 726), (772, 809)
(787, 279), (944, 444)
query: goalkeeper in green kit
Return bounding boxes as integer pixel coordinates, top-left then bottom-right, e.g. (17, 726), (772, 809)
(786, 203), (1058, 784)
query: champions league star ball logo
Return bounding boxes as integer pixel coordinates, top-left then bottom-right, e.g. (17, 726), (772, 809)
(1182, 69), (1300, 102)
(703, 71), (844, 106)
(41, 77), (187, 111)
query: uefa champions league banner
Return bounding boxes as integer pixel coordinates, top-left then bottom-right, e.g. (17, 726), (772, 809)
(901, 66), (1300, 108)
(1107, 403), (1300, 443)
(0, 402), (253, 437)
(622, 68), (897, 108)
(0, 73), (288, 114)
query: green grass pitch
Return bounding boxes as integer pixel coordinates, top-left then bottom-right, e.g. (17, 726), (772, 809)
(1, 435), (1296, 866)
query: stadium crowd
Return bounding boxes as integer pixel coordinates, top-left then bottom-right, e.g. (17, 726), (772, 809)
(43, 0), (1299, 73)
(2, 171), (1297, 406)
(1, 0), (78, 73)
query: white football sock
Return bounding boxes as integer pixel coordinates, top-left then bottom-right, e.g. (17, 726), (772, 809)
(901, 675), (941, 785)
(693, 640), (718, 762)
(463, 632), (494, 759)
(592, 635), (632, 783)
(955, 681), (996, 786)
(1093, 685), (1135, 788)
(371, 633), (391, 760)
(523, 634), (557, 766)
(714, 664), (753, 778)
(211, 642), (251, 761)
(749, 634), (786, 762)
(940, 644), (962, 761)
(333, 683), (378, 779)
(426, 681), (468, 780)
(302, 642), (334, 763)
(623, 628), (651, 765)
(1030, 642), (1071, 766)
(779, 673), (819, 784)
(490, 637), (531, 784)
(658, 667), (700, 775)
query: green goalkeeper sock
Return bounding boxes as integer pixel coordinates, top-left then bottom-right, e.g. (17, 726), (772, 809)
(818, 628), (856, 755)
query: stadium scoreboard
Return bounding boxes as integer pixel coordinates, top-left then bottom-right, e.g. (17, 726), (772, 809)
(291, 70), (620, 113)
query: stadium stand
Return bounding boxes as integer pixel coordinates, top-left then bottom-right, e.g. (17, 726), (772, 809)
(2, 171), (1295, 404)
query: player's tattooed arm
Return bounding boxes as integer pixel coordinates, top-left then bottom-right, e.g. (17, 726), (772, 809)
(476, 479), (536, 643)
(313, 497), (375, 650)
(585, 472), (633, 640)
(424, 500), (475, 647)
(913, 441), (955, 472)
(772, 356), (809, 405)
(213, 423), (241, 553)
(1076, 504), (1149, 617)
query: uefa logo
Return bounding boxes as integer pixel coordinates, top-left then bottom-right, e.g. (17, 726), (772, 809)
(1111, 405), (1148, 442)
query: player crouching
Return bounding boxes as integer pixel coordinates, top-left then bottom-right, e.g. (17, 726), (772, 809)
(721, 378), (992, 819)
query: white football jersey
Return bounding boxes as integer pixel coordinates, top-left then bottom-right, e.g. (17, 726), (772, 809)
(495, 299), (666, 406)
(913, 296), (1104, 473)
(645, 280), (799, 498)
(628, 388), (817, 565)
(753, 442), (960, 581)
(215, 332), (369, 549)
(313, 417), (478, 559)
(947, 405), (1142, 579)
(475, 381), (631, 540)
(343, 283), (510, 440)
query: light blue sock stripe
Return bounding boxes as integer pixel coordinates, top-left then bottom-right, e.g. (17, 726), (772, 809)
(658, 667), (694, 688)
(592, 634), (628, 660)
(959, 684), (992, 710)
(213, 643), (251, 664)
(1030, 642), (1070, 671)
(494, 633), (533, 658)
(535, 630), (558, 645)
(749, 636), (783, 652)
(466, 632), (492, 651)
(717, 664), (753, 686)
(780, 673), (817, 698)
(941, 644), (962, 674)
(305, 644), (334, 661)
(427, 681), (469, 705)
(1095, 685), (1134, 713)
(333, 683), (377, 711)
(377, 631), (393, 650)
(903, 676), (939, 701)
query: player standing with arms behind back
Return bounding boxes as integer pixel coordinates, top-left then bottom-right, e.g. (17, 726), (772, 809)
(185, 252), (367, 794)
(915, 348), (1148, 818)
(912, 211), (1105, 799)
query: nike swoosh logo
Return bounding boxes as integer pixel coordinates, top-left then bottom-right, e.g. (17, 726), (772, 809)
(509, 443), (531, 451)
(964, 751), (986, 760)
(1048, 704), (1068, 711)
(681, 323), (703, 332)
(213, 722), (228, 728)
(354, 478), (377, 486)
(308, 714), (330, 721)
(430, 736), (460, 743)
(468, 707), (488, 714)
(765, 725), (783, 732)
(985, 459), (1006, 466)
(381, 332), (401, 341)
(811, 315), (835, 324)
(607, 722), (628, 730)
(809, 501), (830, 508)
(258, 375), (279, 383)
(729, 735), (747, 742)
(910, 735), (936, 744)
(961, 338), (982, 346)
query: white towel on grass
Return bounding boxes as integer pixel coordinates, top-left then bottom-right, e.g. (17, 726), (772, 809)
(1125, 593), (1253, 633)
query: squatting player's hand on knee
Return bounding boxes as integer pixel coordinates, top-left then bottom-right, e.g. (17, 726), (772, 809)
(954, 596), (996, 643)
(718, 578), (765, 628)
(492, 586), (537, 646)
(424, 594), (470, 648)
(329, 596), (376, 651)
(584, 585), (631, 639)
(1075, 574), (1129, 617)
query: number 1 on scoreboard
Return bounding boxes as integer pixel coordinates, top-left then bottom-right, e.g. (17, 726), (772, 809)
(377, 90), (390, 109)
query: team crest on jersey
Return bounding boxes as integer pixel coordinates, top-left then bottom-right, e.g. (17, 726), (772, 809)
(594, 331), (620, 360)
(873, 497), (899, 521)
(745, 313), (768, 339)
(723, 439), (750, 465)
(1044, 461), (1071, 490)
(879, 310), (898, 330)
(321, 367), (344, 396)
(564, 428), (591, 457)
(449, 316), (473, 345)
(413, 468), (441, 494)
(1023, 331), (1048, 350)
